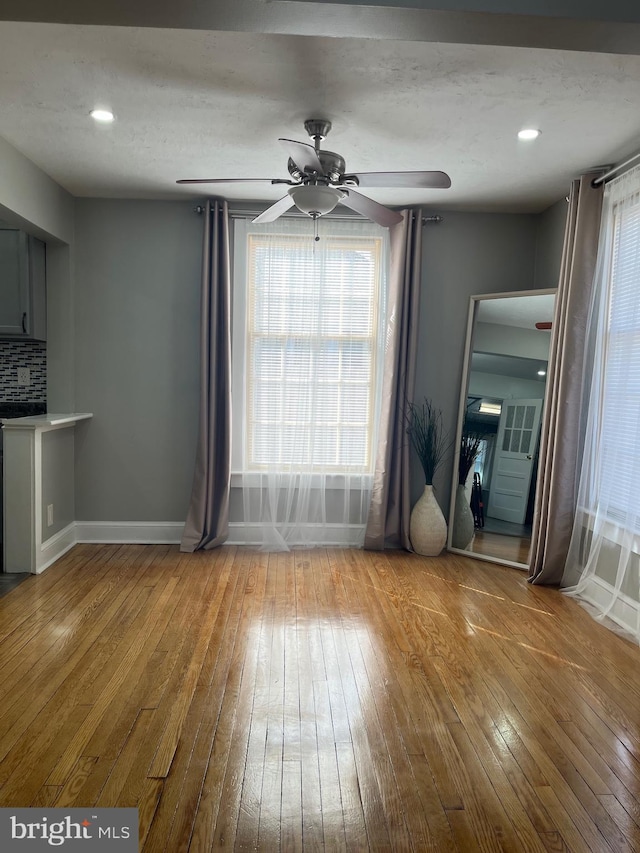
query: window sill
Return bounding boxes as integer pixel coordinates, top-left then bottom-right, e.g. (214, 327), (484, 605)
(230, 472), (373, 489)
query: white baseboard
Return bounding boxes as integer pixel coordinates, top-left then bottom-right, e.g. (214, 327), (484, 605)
(31, 521), (364, 572)
(75, 521), (184, 545)
(37, 522), (77, 574)
(570, 574), (640, 636)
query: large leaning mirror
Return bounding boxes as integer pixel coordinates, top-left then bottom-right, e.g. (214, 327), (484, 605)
(447, 289), (556, 569)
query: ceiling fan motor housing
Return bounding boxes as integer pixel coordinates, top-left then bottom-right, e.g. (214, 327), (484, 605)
(287, 150), (347, 184)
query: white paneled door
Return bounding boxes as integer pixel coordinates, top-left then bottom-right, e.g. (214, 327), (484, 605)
(486, 398), (543, 525)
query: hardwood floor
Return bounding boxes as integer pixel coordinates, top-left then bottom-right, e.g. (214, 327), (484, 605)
(0, 544), (639, 851)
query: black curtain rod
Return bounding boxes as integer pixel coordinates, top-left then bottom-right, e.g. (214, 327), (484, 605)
(193, 205), (444, 225)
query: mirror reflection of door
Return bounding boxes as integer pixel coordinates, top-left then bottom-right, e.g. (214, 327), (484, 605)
(448, 290), (555, 569)
(487, 397), (543, 524)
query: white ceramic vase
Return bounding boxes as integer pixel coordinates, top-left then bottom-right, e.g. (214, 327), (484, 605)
(452, 483), (475, 550)
(410, 484), (447, 556)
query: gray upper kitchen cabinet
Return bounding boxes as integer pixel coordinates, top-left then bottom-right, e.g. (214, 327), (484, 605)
(0, 227), (46, 340)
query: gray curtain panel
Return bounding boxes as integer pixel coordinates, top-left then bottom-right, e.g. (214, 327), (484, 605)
(365, 209), (422, 551)
(181, 200), (232, 552)
(528, 173), (604, 585)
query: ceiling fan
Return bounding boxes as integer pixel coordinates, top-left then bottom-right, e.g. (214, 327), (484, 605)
(177, 119), (451, 228)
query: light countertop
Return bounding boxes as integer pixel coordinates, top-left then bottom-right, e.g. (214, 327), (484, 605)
(1, 413), (93, 428)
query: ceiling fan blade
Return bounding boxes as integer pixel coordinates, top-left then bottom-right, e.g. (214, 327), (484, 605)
(342, 170), (451, 189)
(279, 139), (324, 175)
(176, 177), (291, 185)
(338, 189), (403, 228)
(252, 194), (296, 224)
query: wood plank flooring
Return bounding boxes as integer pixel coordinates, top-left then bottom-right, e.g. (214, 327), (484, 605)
(0, 544), (639, 851)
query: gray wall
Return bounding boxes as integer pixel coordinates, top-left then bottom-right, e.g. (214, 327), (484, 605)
(534, 198), (567, 290)
(41, 428), (75, 539)
(47, 242), (75, 411)
(73, 200), (202, 521)
(474, 322), (552, 360)
(468, 371), (546, 401)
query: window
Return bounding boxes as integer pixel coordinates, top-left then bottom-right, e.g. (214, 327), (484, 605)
(597, 188), (640, 528)
(232, 216), (388, 475)
(563, 170), (640, 636)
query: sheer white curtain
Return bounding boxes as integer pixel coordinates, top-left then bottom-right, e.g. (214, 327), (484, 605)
(563, 165), (640, 639)
(232, 215), (389, 551)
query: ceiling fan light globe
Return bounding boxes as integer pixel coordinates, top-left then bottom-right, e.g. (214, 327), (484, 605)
(289, 185), (344, 217)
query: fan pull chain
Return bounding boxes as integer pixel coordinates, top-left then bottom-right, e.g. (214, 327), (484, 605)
(313, 216), (320, 242)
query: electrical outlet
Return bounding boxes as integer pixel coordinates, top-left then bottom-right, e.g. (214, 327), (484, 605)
(17, 367), (30, 386)
(47, 504), (54, 527)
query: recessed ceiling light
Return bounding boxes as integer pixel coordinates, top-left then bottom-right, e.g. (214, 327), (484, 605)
(518, 128), (540, 141)
(90, 109), (114, 123)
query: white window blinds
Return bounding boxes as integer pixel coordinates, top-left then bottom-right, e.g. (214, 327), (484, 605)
(232, 216), (388, 474)
(598, 188), (640, 525)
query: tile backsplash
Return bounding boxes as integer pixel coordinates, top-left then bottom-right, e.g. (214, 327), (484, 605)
(0, 340), (47, 402)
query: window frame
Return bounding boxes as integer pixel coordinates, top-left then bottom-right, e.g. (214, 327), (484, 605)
(231, 215), (387, 478)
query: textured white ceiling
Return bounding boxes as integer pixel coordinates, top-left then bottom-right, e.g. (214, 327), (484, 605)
(0, 20), (639, 211)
